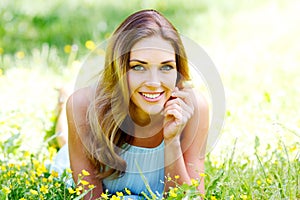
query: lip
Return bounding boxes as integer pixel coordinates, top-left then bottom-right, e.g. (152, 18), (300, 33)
(139, 91), (164, 102)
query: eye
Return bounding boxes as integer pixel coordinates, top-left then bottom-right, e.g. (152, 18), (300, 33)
(131, 65), (145, 71)
(160, 65), (174, 71)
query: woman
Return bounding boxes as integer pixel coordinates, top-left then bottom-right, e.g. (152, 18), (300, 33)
(58, 9), (209, 199)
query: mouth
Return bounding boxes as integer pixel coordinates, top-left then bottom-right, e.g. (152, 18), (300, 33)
(139, 92), (164, 101)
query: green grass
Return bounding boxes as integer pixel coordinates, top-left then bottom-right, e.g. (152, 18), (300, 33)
(1, 0), (300, 199)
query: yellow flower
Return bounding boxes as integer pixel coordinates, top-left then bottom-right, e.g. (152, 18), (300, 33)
(40, 185), (48, 194)
(23, 151), (30, 157)
(191, 178), (199, 187)
(0, 47), (4, 55)
(64, 45), (72, 54)
(211, 196), (217, 200)
(51, 171), (59, 178)
(66, 168), (73, 173)
(2, 186), (11, 194)
(240, 194), (248, 200)
(42, 178), (47, 183)
(19, 198), (26, 200)
(68, 187), (76, 194)
(85, 40), (96, 50)
(199, 173), (207, 177)
(167, 176), (172, 181)
(16, 51), (25, 59)
(1, 165), (7, 171)
(55, 183), (61, 188)
(82, 169), (90, 176)
(111, 195), (120, 200)
(169, 188), (177, 198)
(88, 184), (95, 189)
(174, 175), (180, 179)
(30, 189), (38, 195)
(125, 188), (131, 195)
(266, 178), (272, 184)
(80, 180), (89, 186)
(116, 191), (123, 197)
(101, 193), (109, 199)
(289, 145), (297, 152)
(257, 179), (261, 185)
(230, 195), (234, 200)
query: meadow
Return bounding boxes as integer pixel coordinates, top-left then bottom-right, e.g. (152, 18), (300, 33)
(0, 0), (299, 199)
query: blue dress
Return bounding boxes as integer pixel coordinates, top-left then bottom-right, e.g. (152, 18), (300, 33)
(51, 142), (165, 199)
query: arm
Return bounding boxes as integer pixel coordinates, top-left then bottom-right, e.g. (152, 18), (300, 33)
(67, 88), (104, 199)
(164, 88), (209, 194)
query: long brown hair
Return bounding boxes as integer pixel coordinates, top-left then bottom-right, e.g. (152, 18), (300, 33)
(86, 9), (191, 179)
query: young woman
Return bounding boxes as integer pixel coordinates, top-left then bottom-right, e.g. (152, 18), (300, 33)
(54, 9), (209, 199)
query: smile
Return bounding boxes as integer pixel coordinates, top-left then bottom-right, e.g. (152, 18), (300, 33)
(139, 92), (164, 101)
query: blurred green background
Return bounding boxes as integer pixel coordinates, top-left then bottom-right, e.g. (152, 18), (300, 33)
(1, 0), (299, 157)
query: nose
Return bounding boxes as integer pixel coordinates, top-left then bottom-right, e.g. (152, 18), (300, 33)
(144, 69), (161, 88)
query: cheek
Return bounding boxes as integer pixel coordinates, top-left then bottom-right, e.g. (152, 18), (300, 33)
(127, 72), (141, 94)
(162, 71), (177, 90)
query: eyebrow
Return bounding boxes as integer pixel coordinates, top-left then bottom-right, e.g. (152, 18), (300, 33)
(129, 59), (176, 64)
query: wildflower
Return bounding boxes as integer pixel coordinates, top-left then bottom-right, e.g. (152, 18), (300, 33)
(16, 51), (25, 59)
(80, 180), (89, 186)
(289, 145), (297, 152)
(167, 176), (172, 181)
(1, 165), (7, 171)
(51, 170), (59, 178)
(23, 151), (30, 157)
(55, 183), (61, 188)
(40, 185), (48, 194)
(211, 196), (217, 200)
(19, 198), (26, 200)
(230, 195), (234, 200)
(42, 177), (48, 183)
(199, 173), (207, 177)
(116, 191), (123, 197)
(48, 146), (57, 161)
(85, 40), (96, 50)
(111, 195), (120, 200)
(101, 192), (109, 199)
(76, 186), (83, 195)
(266, 178), (272, 184)
(240, 194), (248, 200)
(174, 175), (180, 179)
(169, 188), (177, 198)
(30, 189), (38, 195)
(125, 188), (131, 195)
(68, 187), (76, 194)
(2, 186), (11, 194)
(66, 168), (73, 173)
(64, 45), (72, 54)
(257, 179), (261, 185)
(88, 184), (95, 189)
(82, 169), (90, 176)
(191, 178), (199, 187)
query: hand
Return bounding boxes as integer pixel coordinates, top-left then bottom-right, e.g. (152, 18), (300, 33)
(163, 87), (194, 142)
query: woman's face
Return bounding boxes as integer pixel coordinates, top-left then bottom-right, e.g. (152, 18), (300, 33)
(127, 36), (177, 116)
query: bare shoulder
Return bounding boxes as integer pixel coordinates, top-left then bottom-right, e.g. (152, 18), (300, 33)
(67, 87), (93, 111)
(189, 88), (209, 115)
(66, 86), (94, 136)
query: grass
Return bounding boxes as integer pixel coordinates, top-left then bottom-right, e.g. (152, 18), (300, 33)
(1, 0), (300, 199)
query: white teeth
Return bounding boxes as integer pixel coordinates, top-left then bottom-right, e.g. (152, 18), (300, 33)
(141, 93), (160, 99)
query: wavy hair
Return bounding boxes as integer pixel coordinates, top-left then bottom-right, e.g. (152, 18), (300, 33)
(86, 9), (191, 180)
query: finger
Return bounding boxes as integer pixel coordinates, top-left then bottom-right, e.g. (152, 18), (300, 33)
(165, 97), (194, 116)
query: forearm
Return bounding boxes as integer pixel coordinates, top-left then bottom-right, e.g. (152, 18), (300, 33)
(164, 139), (191, 190)
(164, 139), (205, 194)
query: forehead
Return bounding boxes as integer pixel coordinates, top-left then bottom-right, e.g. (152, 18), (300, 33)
(130, 36), (175, 61)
